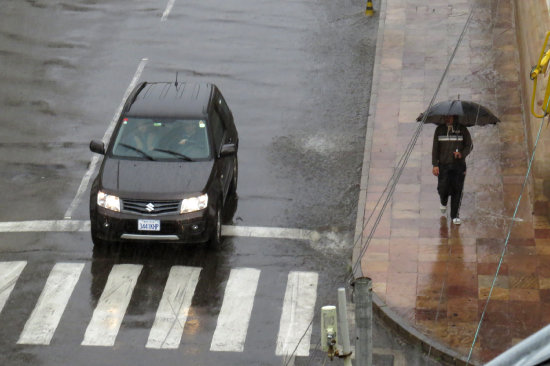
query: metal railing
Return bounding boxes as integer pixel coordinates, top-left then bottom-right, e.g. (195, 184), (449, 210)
(485, 324), (550, 366)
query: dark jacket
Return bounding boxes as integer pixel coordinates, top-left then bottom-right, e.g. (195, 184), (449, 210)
(432, 124), (473, 166)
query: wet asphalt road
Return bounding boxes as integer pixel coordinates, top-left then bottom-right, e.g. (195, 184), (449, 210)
(0, 0), (378, 365)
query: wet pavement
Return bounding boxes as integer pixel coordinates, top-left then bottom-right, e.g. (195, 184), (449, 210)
(0, 0), (385, 365)
(354, 0), (549, 364)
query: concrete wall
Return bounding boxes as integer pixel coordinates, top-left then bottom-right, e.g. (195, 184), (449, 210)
(514, 0), (550, 209)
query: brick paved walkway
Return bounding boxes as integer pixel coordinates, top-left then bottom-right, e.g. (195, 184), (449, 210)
(356, 0), (550, 363)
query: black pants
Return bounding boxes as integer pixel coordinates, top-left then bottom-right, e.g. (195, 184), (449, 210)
(437, 163), (466, 219)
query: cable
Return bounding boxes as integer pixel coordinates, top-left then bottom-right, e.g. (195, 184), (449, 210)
(349, 122), (423, 279)
(348, 7), (475, 282)
(281, 5), (477, 366)
(466, 115), (547, 363)
(282, 315), (317, 366)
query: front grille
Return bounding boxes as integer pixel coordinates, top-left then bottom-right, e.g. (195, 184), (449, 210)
(122, 199), (180, 215)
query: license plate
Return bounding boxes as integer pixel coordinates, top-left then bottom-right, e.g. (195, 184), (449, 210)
(138, 219), (160, 231)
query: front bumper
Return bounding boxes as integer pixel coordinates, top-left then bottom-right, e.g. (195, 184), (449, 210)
(91, 206), (213, 244)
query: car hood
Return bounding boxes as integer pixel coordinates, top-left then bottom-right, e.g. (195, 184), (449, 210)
(100, 158), (214, 199)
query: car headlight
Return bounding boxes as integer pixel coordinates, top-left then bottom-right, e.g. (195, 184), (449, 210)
(97, 190), (121, 212)
(180, 193), (208, 213)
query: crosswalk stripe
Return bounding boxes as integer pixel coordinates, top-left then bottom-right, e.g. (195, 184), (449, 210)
(146, 266), (202, 349)
(17, 263), (84, 345)
(82, 264), (142, 346)
(0, 261), (27, 314)
(210, 268), (261, 352)
(2, 261), (322, 354)
(276, 271), (318, 357)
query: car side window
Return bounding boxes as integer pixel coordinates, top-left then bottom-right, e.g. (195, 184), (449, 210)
(210, 109), (225, 152)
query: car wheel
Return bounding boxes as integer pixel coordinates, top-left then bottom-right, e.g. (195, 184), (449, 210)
(91, 224), (109, 254)
(91, 224), (103, 246)
(228, 157), (238, 196)
(210, 205), (223, 248)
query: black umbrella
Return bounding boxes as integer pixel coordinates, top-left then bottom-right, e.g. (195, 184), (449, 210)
(416, 100), (500, 126)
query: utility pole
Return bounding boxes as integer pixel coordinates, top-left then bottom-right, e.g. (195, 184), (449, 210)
(355, 277), (372, 366)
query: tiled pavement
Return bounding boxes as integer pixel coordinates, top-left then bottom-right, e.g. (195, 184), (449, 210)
(355, 0), (550, 363)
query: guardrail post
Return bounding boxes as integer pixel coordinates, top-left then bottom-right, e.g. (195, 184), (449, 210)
(338, 288), (352, 366)
(355, 277), (372, 366)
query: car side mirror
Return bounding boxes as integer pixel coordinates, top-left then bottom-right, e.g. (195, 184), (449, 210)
(89, 139), (106, 155)
(219, 143), (236, 157)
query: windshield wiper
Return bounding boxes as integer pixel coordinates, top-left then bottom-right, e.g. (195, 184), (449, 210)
(118, 143), (155, 160)
(153, 148), (194, 161)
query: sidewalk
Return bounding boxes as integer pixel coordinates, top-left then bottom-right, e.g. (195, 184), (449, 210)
(354, 0), (550, 364)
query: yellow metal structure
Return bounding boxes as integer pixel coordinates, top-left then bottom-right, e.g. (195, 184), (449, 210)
(365, 1), (374, 16)
(530, 31), (550, 117)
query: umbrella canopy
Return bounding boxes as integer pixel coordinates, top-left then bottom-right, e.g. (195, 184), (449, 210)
(416, 100), (500, 126)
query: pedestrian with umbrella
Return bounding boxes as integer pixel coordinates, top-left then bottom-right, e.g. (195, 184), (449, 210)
(431, 115), (472, 224)
(417, 99), (500, 225)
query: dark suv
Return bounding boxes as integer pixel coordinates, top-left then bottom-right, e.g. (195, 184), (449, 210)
(89, 81), (238, 248)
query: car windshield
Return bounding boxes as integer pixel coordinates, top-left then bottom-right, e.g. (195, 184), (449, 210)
(111, 117), (211, 160)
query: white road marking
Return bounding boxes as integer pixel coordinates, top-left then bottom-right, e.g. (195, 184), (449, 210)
(210, 268), (260, 352)
(63, 155), (99, 220)
(276, 271), (318, 357)
(64, 58), (148, 220)
(146, 266), (201, 349)
(222, 225), (321, 241)
(0, 261), (322, 356)
(0, 220), (90, 232)
(0, 221), (322, 242)
(17, 263), (84, 345)
(82, 264), (142, 346)
(0, 261), (27, 314)
(161, 0), (176, 21)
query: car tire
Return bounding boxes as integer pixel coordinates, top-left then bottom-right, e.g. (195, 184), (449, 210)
(91, 224), (109, 255)
(209, 205), (223, 249)
(91, 228), (120, 256)
(91, 224), (103, 246)
(228, 156), (238, 196)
